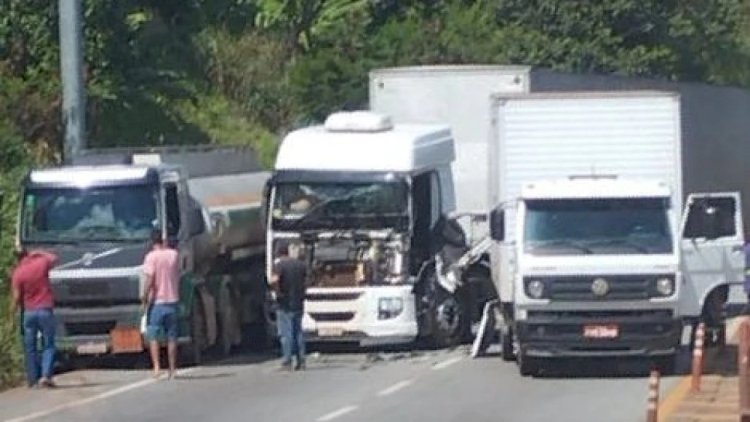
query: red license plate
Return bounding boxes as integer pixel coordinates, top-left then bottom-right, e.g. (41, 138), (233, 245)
(583, 324), (619, 339)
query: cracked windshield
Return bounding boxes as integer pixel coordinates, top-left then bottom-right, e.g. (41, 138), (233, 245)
(272, 182), (408, 230)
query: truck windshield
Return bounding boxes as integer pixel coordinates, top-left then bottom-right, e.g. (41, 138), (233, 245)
(21, 184), (158, 243)
(271, 181), (409, 230)
(524, 198), (672, 255)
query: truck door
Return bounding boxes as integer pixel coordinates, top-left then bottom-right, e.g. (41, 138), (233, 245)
(163, 180), (193, 273)
(679, 193), (745, 318)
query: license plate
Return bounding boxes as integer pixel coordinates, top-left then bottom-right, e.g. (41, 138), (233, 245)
(110, 327), (143, 354)
(583, 324), (619, 339)
(318, 327), (344, 337)
(76, 342), (108, 355)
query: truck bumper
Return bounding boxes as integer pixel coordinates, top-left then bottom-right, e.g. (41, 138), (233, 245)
(516, 309), (682, 358)
(54, 305), (190, 354)
(302, 286), (418, 346)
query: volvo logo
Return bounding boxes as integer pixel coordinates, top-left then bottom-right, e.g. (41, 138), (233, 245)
(591, 278), (610, 297)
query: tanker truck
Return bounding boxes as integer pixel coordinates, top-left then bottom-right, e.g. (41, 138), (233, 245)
(16, 146), (270, 363)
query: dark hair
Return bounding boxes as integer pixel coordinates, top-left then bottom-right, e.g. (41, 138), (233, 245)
(150, 229), (163, 245)
(14, 247), (27, 261)
(277, 244), (289, 256)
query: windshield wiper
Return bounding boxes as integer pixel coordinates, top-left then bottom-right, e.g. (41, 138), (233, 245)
(530, 239), (593, 254)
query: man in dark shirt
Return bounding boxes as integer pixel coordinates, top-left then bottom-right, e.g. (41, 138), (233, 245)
(10, 248), (58, 388)
(271, 244), (307, 371)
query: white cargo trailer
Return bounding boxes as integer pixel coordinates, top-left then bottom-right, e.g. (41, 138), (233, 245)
(370, 65), (750, 241)
(486, 92), (747, 375)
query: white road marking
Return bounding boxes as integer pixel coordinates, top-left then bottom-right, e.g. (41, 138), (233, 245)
(431, 356), (463, 371)
(5, 367), (197, 422)
(316, 405), (359, 422)
(377, 379), (414, 397)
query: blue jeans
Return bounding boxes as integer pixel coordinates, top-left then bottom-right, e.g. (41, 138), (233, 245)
(22, 308), (56, 386)
(276, 309), (305, 365)
(147, 303), (179, 341)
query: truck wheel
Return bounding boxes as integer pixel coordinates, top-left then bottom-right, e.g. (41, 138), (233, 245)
(181, 296), (206, 366)
(653, 355), (676, 376)
(517, 353), (538, 377)
(427, 282), (469, 349)
(218, 284), (239, 357)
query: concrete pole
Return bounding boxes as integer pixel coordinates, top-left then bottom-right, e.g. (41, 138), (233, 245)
(59, 0), (86, 163)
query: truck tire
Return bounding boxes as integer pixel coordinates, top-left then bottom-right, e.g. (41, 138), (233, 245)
(181, 296), (206, 366)
(218, 284), (240, 357)
(517, 353), (538, 377)
(653, 355), (676, 376)
(426, 277), (469, 349)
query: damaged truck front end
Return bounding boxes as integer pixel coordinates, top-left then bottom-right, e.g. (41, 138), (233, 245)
(266, 171), (421, 346)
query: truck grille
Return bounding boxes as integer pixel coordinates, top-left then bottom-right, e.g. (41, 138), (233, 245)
(53, 277), (140, 307)
(306, 292), (363, 302)
(546, 276), (651, 301)
(309, 312), (355, 322)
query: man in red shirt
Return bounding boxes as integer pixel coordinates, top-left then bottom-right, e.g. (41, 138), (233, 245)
(11, 247), (58, 388)
(142, 229), (180, 379)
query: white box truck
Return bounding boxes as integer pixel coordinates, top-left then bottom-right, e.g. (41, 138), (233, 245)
(486, 92), (747, 375)
(370, 65), (750, 363)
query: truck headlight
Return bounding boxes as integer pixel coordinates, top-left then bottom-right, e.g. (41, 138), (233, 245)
(526, 280), (545, 299)
(378, 297), (404, 320)
(655, 277), (674, 296)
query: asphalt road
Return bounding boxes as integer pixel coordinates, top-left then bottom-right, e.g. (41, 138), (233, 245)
(4, 285), (745, 422)
(0, 343), (685, 422)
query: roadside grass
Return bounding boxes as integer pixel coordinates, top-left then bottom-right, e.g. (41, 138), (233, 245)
(0, 294), (22, 390)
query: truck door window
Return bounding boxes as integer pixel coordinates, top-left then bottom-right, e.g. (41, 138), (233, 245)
(165, 184), (181, 236)
(683, 197), (736, 239)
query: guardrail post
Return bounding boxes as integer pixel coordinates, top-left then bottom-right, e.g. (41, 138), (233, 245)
(691, 322), (705, 393)
(738, 319), (750, 421)
(646, 369), (660, 422)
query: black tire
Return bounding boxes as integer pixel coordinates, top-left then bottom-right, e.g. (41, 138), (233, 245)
(500, 327), (515, 362)
(517, 353), (538, 377)
(653, 355), (676, 376)
(181, 295), (206, 366)
(218, 285), (239, 357)
(426, 279), (469, 349)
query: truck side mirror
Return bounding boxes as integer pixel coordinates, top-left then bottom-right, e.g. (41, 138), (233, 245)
(490, 207), (505, 241)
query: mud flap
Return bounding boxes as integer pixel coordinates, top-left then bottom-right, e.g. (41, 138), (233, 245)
(471, 300), (499, 358)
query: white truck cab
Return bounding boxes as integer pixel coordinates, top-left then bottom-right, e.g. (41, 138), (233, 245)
(265, 112), (472, 346)
(487, 92), (746, 376)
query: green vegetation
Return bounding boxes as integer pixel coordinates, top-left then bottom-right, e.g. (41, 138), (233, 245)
(2, 0), (750, 388)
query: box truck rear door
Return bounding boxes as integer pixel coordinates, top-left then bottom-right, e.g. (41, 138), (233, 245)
(679, 193), (745, 318)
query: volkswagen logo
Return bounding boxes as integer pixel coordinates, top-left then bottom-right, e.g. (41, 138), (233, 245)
(591, 278), (610, 297)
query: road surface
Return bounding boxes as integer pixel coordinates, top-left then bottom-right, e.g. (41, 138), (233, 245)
(0, 343), (686, 422)
(4, 285), (745, 422)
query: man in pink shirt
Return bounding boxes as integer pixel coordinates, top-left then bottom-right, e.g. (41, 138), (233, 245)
(141, 229), (180, 379)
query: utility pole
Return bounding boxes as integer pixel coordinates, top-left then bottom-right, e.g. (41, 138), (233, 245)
(59, 0), (86, 163)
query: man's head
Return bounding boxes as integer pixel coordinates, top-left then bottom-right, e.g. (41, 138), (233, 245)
(14, 246), (28, 261)
(277, 244), (289, 257)
(150, 229), (163, 247)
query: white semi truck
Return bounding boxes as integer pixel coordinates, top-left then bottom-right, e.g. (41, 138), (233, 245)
(264, 112), (491, 347)
(17, 146), (269, 362)
(486, 92), (747, 375)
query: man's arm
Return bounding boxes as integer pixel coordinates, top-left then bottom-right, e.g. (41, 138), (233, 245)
(10, 280), (21, 315)
(269, 260), (281, 298)
(141, 254), (155, 308)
